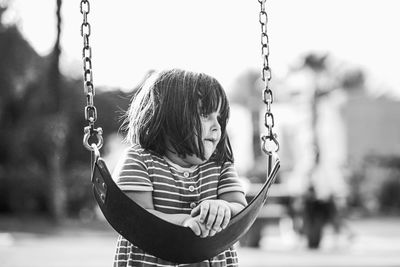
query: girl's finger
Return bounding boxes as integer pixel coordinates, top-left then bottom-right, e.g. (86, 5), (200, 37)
(221, 208), (231, 229)
(189, 220), (201, 236)
(206, 204), (218, 229)
(212, 207), (225, 231)
(199, 202), (210, 223)
(190, 205), (200, 217)
(209, 229), (217, 237)
(199, 223), (210, 238)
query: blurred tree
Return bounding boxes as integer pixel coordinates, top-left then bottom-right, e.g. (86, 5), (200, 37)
(0, 3), (45, 214)
(0, 2), (132, 218)
(39, 0), (68, 221)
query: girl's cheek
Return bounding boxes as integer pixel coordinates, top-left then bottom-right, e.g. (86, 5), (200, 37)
(200, 122), (208, 134)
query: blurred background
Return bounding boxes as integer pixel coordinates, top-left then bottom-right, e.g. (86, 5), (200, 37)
(1, 0), (399, 266)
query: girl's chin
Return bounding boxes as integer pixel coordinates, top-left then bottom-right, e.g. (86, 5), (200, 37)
(203, 142), (216, 157)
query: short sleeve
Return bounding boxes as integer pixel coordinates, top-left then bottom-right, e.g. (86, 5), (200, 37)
(113, 146), (153, 192)
(217, 162), (245, 196)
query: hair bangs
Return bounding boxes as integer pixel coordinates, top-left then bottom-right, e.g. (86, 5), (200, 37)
(198, 78), (229, 121)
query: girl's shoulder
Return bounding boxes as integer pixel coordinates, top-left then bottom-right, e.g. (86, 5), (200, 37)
(125, 144), (166, 166)
(207, 160), (234, 168)
(200, 160), (235, 172)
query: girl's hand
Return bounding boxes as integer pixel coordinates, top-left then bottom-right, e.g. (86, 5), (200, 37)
(190, 200), (231, 234)
(182, 216), (201, 236)
(182, 216), (212, 238)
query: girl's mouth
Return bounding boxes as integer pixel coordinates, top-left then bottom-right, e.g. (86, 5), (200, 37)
(204, 138), (218, 145)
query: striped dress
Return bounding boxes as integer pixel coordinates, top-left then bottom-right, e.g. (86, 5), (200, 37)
(113, 144), (244, 267)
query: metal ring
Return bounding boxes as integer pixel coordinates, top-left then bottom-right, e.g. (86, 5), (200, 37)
(83, 126), (103, 151)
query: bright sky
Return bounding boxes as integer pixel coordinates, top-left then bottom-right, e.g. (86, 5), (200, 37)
(3, 0), (400, 97)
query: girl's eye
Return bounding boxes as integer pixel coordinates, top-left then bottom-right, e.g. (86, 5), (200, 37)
(200, 113), (209, 119)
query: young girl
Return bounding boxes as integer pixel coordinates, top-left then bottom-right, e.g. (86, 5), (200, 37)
(113, 69), (247, 267)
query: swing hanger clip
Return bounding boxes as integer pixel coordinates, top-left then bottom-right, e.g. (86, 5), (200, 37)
(83, 126), (104, 151)
(261, 133), (279, 155)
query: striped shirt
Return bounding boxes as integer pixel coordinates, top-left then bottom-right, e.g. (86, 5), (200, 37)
(113, 145), (244, 267)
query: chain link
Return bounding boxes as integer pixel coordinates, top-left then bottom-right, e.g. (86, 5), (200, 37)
(258, 0), (279, 154)
(80, 0), (103, 151)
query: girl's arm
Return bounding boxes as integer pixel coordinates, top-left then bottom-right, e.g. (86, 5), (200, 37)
(125, 191), (189, 225)
(125, 191), (205, 236)
(219, 191), (247, 216)
(190, 191), (247, 235)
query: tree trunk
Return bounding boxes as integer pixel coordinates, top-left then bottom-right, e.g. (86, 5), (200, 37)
(48, 119), (67, 221)
(47, 0), (67, 222)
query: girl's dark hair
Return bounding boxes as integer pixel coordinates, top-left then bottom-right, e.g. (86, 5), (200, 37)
(123, 69), (233, 164)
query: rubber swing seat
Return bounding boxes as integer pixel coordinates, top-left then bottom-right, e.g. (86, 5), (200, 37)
(91, 155), (280, 264)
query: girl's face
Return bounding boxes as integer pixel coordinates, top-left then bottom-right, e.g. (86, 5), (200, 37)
(166, 108), (222, 167)
(199, 109), (222, 160)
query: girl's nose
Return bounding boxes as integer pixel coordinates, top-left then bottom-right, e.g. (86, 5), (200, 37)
(210, 116), (221, 132)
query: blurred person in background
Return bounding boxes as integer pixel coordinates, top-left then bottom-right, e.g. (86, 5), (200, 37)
(282, 53), (353, 249)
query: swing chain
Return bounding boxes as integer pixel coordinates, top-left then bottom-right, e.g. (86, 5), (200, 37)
(80, 0), (103, 151)
(258, 0), (279, 154)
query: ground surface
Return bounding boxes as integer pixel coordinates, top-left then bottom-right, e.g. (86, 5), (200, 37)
(1, 216), (400, 267)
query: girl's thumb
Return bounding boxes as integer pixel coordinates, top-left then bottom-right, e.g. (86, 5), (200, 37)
(190, 205), (200, 217)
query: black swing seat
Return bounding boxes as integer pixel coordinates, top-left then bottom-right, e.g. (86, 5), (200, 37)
(92, 155), (280, 264)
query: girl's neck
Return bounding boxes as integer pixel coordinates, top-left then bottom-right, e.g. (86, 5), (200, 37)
(163, 154), (198, 172)
(164, 139), (205, 168)
(164, 150), (196, 167)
